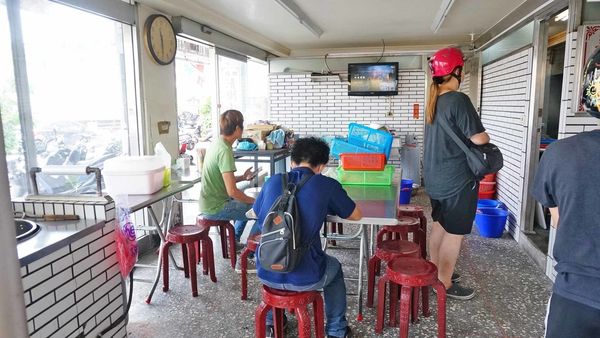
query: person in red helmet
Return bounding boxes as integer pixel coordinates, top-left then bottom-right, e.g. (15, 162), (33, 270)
(424, 47), (490, 300)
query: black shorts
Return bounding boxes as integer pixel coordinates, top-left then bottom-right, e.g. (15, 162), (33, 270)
(546, 293), (600, 338)
(430, 181), (479, 235)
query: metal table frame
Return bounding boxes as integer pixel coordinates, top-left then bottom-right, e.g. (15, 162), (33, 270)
(233, 148), (290, 186)
(325, 182), (401, 321)
(127, 172), (202, 302)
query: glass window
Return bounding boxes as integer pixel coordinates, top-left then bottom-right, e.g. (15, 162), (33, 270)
(482, 21), (534, 64)
(0, 0), (27, 197)
(175, 38), (216, 153)
(3, 0), (138, 197)
(245, 59), (269, 123)
(218, 55), (246, 114)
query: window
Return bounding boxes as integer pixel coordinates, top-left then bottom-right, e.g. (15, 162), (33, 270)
(482, 22), (535, 65)
(217, 55), (246, 114)
(175, 38), (216, 152)
(1, 0), (138, 197)
(245, 59), (269, 123)
(0, 0), (25, 197)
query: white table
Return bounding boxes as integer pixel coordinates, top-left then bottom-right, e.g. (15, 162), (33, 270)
(326, 183), (401, 321)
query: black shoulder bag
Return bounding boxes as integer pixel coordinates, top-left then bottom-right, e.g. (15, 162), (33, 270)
(438, 117), (503, 181)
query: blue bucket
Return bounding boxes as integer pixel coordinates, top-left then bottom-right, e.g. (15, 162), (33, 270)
(399, 179), (413, 205)
(477, 199), (507, 211)
(475, 207), (508, 238)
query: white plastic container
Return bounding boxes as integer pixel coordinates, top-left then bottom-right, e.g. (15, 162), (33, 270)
(103, 156), (165, 195)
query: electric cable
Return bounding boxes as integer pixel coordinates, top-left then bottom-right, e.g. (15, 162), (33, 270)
(324, 53), (332, 74)
(376, 39), (386, 63)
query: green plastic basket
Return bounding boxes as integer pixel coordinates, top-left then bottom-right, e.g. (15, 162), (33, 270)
(336, 165), (395, 186)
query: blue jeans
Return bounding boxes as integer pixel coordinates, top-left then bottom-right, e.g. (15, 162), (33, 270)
(201, 199), (259, 241)
(260, 255), (348, 337)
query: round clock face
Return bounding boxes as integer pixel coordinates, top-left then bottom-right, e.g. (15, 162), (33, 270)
(144, 14), (177, 65)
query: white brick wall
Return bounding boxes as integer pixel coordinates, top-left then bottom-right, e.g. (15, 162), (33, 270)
(19, 201), (127, 338)
(480, 48), (533, 239)
(268, 72), (426, 168)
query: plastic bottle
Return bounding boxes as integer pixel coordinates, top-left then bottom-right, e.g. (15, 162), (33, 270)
(154, 142), (172, 187)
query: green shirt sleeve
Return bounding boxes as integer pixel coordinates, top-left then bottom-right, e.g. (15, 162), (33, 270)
(217, 146), (236, 173)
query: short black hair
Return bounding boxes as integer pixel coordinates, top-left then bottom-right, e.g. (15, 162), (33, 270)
(290, 137), (330, 167)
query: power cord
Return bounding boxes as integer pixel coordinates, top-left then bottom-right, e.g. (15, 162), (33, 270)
(376, 39), (386, 63)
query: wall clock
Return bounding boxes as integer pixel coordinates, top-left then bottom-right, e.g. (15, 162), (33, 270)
(144, 14), (177, 65)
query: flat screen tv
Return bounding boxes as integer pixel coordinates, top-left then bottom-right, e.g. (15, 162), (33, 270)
(348, 62), (398, 96)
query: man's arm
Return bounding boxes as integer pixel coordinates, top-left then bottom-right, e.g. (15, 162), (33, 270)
(345, 206), (362, 220)
(222, 171), (255, 204)
(235, 167), (256, 183)
(549, 207), (559, 229)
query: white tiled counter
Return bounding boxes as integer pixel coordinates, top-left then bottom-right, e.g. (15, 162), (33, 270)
(13, 197), (127, 338)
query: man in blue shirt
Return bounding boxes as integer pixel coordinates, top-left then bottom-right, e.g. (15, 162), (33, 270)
(532, 48), (600, 337)
(253, 137), (361, 338)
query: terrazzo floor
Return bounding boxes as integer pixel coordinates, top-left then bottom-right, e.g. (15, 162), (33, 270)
(126, 188), (553, 338)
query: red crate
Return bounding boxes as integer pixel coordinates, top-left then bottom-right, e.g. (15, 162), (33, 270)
(340, 153), (386, 171)
(479, 182), (496, 192)
(481, 173), (497, 182)
(478, 190), (496, 199)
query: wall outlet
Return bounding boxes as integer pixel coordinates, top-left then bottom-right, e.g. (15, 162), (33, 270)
(386, 111), (394, 117)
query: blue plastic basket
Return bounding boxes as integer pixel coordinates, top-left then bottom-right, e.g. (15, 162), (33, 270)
(347, 123), (393, 159)
(330, 138), (374, 159)
(475, 207), (508, 238)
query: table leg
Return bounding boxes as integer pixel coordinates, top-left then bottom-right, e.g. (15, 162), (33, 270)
(369, 225), (376, 257)
(356, 224), (366, 321)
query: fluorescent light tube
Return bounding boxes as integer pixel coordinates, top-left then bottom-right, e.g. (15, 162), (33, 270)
(431, 0), (455, 33)
(274, 0), (323, 37)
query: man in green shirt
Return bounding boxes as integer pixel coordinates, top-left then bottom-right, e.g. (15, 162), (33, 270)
(199, 110), (258, 261)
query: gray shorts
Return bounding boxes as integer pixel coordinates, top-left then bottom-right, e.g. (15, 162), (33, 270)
(430, 181), (479, 235)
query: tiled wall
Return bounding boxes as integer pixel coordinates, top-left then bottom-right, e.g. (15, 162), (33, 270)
(480, 48), (534, 240)
(16, 200), (127, 338)
(268, 72), (426, 168)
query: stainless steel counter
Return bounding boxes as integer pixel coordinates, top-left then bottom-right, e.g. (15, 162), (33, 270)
(17, 218), (105, 266)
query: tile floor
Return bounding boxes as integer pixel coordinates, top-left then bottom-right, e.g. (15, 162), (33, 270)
(127, 189), (552, 338)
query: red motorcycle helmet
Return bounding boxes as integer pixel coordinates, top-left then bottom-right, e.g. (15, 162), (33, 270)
(429, 47), (464, 77)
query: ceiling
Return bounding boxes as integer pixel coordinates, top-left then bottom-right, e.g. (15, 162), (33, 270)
(140, 0), (543, 57)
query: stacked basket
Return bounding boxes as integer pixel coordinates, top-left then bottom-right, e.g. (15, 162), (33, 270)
(478, 173), (497, 199)
(331, 123), (394, 186)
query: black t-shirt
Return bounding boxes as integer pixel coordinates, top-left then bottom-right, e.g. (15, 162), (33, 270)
(532, 130), (600, 310)
(424, 91), (485, 199)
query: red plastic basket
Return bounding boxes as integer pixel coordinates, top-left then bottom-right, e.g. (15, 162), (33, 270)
(479, 182), (496, 192)
(478, 190), (496, 199)
(481, 173), (497, 182)
(340, 153), (386, 171)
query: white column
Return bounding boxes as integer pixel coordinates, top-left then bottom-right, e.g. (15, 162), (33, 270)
(0, 118), (28, 337)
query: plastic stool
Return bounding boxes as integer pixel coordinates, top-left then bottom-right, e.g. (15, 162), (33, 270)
(367, 239), (420, 308)
(255, 286), (325, 338)
(377, 216), (426, 260)
(160, 224), (216, 299)
(328, 222), (344, 246)
(397, 204), (428, 258)
(376, 257), (446, 338)
(197, 217), (236, 268)
(241, 234), (261, 300)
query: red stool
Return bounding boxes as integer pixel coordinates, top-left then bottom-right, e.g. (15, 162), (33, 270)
(397, 204), (428, 258)
(196, 217), (236, 268)
(376, 257), (446, 338)
(241, 234), (261, 300)
(255, 286), (325, 338)
(366, 239), (420, 308)
(377, 216), (426, 260)
(160, 224), (216, 299)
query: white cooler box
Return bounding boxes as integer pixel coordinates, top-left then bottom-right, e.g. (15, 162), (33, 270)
(103, 156), (165, 195)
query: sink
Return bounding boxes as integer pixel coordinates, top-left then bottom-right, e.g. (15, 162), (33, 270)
(15, 219), (40, 241)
